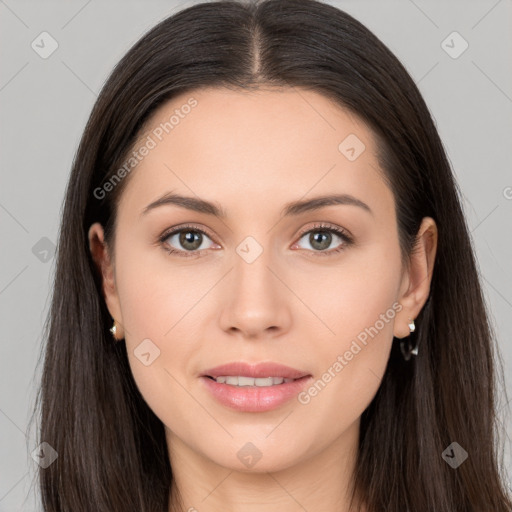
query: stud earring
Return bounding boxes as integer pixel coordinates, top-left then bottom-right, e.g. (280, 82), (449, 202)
(400, 318), (418, 361)
(110, 320), (123, 341)
(110, 321), (117, 339)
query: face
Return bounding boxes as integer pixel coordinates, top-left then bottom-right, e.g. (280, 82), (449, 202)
(89, 87), (435, 474)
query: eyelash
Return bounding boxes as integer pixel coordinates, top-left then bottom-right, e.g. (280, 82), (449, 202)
(158, 222), (354, 259)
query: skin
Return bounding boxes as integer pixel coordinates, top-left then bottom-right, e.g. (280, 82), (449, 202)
(88, 87), (437, 512)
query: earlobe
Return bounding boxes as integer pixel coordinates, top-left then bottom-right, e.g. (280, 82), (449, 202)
(394, 217), (438, 339)
(87, 222), (124, 335)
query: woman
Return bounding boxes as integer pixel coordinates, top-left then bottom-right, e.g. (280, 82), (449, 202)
(31, 0), (512, 510)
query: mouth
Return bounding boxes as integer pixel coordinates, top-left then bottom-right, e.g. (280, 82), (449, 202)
(201, 361), (310, 381)
(199, 362), (313, 412)
(203, 375), (307, 387)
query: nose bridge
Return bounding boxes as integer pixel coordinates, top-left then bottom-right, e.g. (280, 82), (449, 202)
(232, 233), (278, 300)
(218, 232), (291, 336)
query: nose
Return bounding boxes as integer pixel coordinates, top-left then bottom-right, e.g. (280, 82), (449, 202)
(218, 244), (292, 340)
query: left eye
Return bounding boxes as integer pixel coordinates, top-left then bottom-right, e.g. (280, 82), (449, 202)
(292, 225), (352, 255)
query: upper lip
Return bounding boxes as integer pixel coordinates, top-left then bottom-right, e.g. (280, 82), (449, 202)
(202, 362), (311, 380)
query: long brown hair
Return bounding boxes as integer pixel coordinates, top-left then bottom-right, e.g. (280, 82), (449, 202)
(30, 0), (512, 510)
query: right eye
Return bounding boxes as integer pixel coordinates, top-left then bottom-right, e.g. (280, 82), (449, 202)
(159, 224), (220, 258)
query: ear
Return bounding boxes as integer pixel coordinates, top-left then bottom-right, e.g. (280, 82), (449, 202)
(394, 216), (438, 339)
(88, 222), (125, 338)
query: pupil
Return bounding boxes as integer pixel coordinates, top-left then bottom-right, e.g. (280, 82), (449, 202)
(180, 231), (201, 250)
(311, 231), (331, 250)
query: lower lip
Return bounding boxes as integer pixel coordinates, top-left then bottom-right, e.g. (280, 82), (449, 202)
(200, 375), (313, 412)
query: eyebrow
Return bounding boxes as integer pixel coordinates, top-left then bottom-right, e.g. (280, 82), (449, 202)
(140, 191), (373, 218)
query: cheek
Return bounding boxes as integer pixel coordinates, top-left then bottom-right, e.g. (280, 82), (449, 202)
(114, 231), (215, 341)
(292, 237), (402, 346)
(292, 243), (402, 415)
(112, 243), (209, 402)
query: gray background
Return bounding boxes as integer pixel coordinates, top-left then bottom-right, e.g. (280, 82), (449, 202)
(1, 0), (511, 509)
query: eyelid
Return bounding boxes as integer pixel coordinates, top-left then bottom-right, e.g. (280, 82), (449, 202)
(159, 222), (216, 243)
(296, 221), (353, 241)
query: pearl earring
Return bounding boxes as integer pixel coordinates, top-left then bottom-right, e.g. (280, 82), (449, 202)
(110, 320), (122, 341)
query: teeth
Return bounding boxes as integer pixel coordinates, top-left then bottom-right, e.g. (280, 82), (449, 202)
(213, 376), (295, 386)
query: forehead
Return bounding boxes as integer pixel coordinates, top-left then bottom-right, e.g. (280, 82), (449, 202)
(118, 86), (388, 218)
